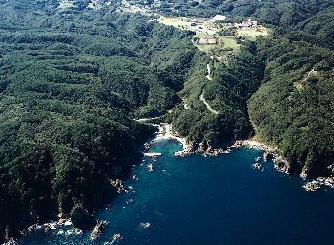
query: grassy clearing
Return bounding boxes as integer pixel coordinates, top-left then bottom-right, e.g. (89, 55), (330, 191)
(158, 17), (191, 30)
(236, 26), (271, 41)
(196, 36), (238, 51)
(195, 36), (240, 62)
(219, 36), (239, 50)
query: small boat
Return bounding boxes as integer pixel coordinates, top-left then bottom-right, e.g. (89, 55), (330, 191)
(126, 198), (134, 205)
(147, 164), (153, 172)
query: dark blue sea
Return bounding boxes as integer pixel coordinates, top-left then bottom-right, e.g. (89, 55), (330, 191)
(21, 139), (334, 245)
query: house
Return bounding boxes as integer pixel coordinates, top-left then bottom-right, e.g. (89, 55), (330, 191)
(197, 38), (219, 45)
(251, 20), (258, 26)
(234, 19), (258, 28)
(191, 18), (206, 23)
(212, 15), (227, 22)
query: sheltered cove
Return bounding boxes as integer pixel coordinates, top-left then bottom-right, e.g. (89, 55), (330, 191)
(142, 122), (333, 192)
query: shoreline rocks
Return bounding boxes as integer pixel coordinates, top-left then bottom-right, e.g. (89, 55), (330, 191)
(139, 222), (151, 229)
(302, 177), (334, 192)
(252, 162), (262, 170)
(2, 238), (18, 245)
(110, 179), (126, 193)
(303, 181), (321, 192)
(273, 157), (290, 174)
(90, 220), (108, 240)
(263, 152), (274, 162)
(145, 126), (334, 194)
(112, 233), (123, 242)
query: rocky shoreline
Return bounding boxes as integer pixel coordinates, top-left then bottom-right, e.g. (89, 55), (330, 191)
(9, 123), (334, 244)
(17, 124), (329, 244)
(148, 124), (288, 164)
(10, 211), (116, 245)
(146, 125), (334, 193)
(235, 139), (334, 192)
(3, 214), (83, 245)
(241, 139), (290, 174)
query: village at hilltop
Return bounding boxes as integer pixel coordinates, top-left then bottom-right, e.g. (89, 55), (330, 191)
(156, 14), (270, 61)
(59, 0), (271, 61)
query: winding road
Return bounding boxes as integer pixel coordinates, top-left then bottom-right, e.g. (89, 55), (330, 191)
(200, 91), (219, 115)
(199, 64), (219, 115)
(206, 63), (212, 81)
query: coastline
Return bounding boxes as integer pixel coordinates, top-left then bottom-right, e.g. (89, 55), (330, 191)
(147, 124), (283, 160)
(239, 139), (290, 174)
(148, 123), (232, 156)
(240, 139), (334, 192)
(240, 139), (277, 153)
(144, 125), (330, 193)
(146, 125), (293, 178)
(17, 124), (334, 245)
(151, 123), (191, 156)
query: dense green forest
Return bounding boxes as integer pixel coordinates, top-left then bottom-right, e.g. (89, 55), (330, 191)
(130, 0), (334, 26)
(155, 1), (334, 178)
(0, 0), (200, 240)
(0, 0), (333, 242)
(249, 34), (334, 177)
(247, 5), (334, 177)
(169, 43), (265, 149)
(159, 0), (334, 177)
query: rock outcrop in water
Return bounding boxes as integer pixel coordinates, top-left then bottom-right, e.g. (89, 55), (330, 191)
(91, 221), (108, 240)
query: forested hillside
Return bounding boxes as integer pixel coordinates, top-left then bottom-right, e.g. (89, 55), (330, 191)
(131, 0), (334, 26)
(169, 43), (265, 149)
(248, 7), (334, 177)
(0, 0), (333, 242)
(160, 0), (334, 177)
(0, 0), (200, 240)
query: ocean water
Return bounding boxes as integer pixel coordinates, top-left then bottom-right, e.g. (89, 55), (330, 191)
(21, 139), (334, 245)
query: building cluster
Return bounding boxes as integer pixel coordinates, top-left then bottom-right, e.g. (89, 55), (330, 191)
(197, 37), (219, 45)
(234, 19), (258, 28)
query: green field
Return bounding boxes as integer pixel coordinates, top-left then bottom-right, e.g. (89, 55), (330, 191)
(236, 26), (271, 41)
(219, 36), (239, 50)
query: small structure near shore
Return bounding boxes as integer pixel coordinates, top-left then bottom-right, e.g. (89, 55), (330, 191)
(190, 18), (206, 23)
